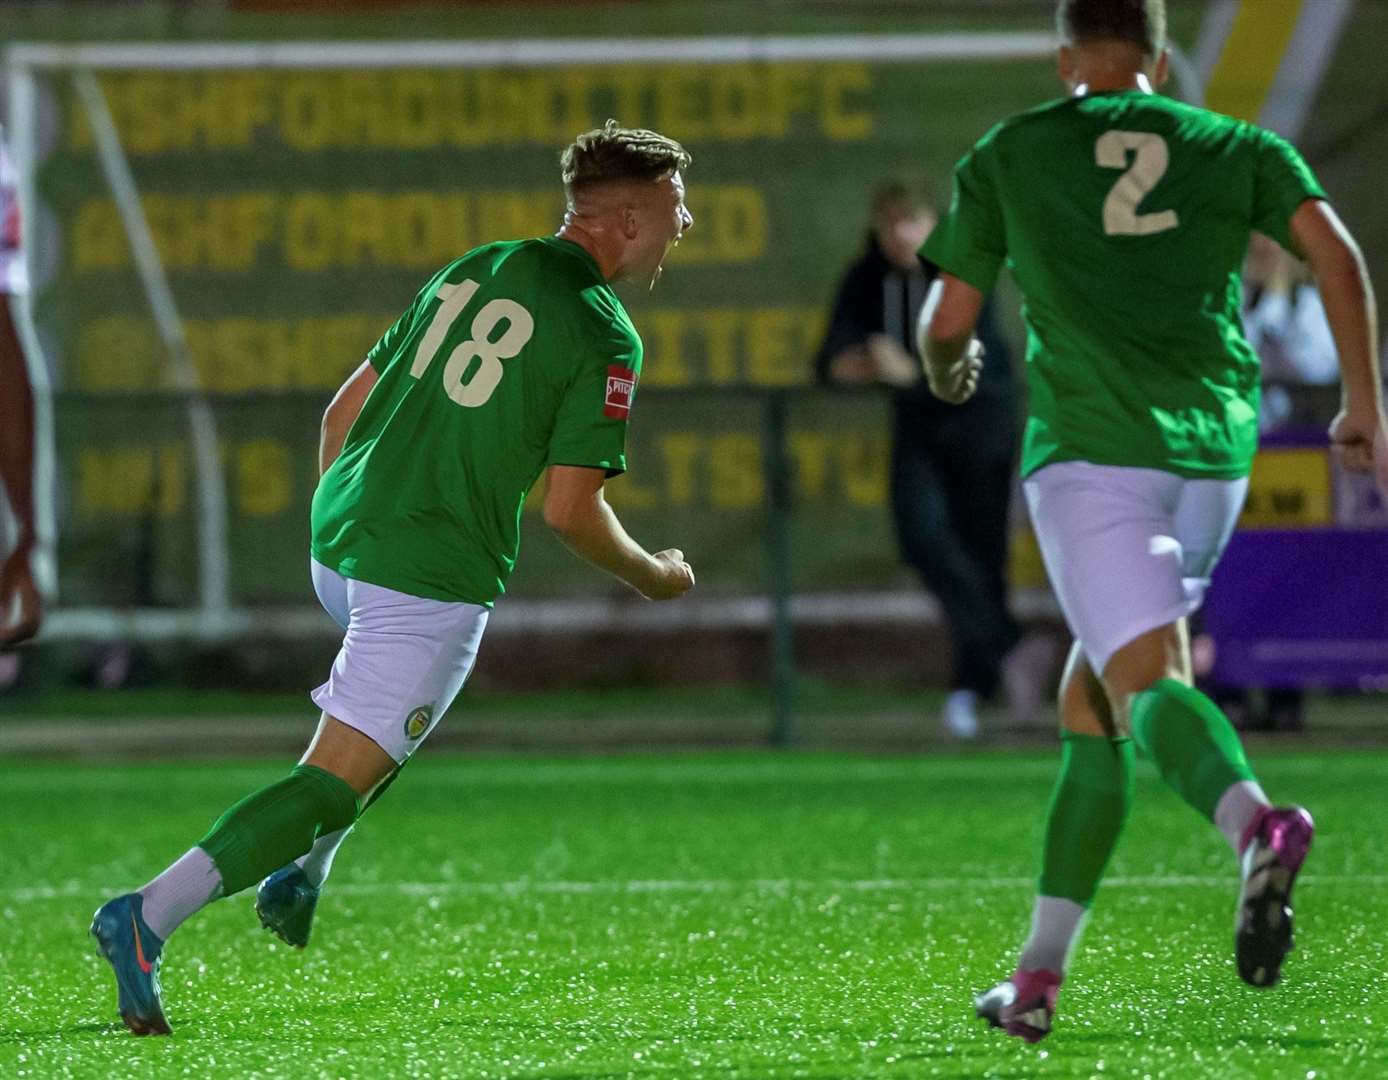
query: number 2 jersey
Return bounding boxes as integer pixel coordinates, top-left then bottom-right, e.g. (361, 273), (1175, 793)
(311, 237), (641, 605)
(921, 88), (1326, 479)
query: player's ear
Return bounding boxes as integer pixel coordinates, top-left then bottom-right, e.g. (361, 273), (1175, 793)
(1057, 45), (1074, 87)
(1153, 49), (1171, 88)
(621, 204), (640, 241)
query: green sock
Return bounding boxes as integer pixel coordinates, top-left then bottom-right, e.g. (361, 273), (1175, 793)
(199, 764), (360, 896)
(1038, 732), (1135, 905)
(1128, 678), (1257, 822)
(295, 762), (406, 888)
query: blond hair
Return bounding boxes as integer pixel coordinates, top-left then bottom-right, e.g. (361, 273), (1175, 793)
(561, 119), (691, 195)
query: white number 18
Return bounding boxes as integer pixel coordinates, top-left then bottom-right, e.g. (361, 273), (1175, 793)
(409, 279), (535, 407)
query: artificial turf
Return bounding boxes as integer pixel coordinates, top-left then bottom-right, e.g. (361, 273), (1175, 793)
(2, 750), (1384, 1078)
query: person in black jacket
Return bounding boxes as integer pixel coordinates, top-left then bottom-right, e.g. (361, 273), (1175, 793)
(815, 182), (1051, 735)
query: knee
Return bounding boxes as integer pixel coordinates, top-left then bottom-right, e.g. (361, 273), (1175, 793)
(1101, 625), (1188, 712)
(1107, 670), (1178, 727)
(896, 538), (934, 577)
(1059, 703), (1114, 739)
(302, 716), (398, 798)
(1059, 670), (1119, 738)
(892, 511), (943, 572)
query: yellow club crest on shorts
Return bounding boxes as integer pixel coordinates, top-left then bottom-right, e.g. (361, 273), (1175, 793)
(404, 705), (433, 740)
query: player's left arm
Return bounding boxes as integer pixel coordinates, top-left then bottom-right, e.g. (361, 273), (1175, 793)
(0, 296), (41, 645)
(542, 465), (694, 601)
(917, 273), (986, 405)
(319, 359), (378, 475)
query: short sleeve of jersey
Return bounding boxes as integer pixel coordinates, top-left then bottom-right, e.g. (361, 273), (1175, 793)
(919, 135), (1007, 294)
(1250, 127), (1326, 251)
(365, 281), (430, 373)
(545, 289), (641, 477)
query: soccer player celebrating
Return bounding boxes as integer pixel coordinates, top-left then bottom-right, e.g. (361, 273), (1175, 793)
(917, 0), (1387, 1043)
(92, 121), (697, 1035)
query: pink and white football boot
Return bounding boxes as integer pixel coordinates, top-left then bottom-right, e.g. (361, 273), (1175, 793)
(975, 967), (1062, 1043)
(1236, 805), (1314, 987)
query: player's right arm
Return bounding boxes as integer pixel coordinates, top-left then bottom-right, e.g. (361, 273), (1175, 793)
(1288, 200), (1388, 485)
(918, 274), (985, 404)
(543, 465), (694, 601)
(916, 133), (1004, 406)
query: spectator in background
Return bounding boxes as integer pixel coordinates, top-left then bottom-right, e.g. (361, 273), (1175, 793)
(1243, 232), (1339, 386)
(1194, 234), (1339, 733)
(1244, 231), (1340, 432)
(814, 182), (1053, 736)
(0, 126), (42, 648)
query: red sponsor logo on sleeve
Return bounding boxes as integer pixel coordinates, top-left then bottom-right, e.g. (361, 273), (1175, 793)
(603, 365), (637, 419)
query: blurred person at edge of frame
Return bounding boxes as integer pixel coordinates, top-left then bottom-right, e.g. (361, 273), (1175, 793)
(0, 123), (43, 656)
(1191, 233), (1342, 733)
(813, 182), (1057, 738)
(1243, 232), (1339, 390)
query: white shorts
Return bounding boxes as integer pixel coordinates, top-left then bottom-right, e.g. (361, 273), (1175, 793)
(1023, 461), (1248, 675)
(309, 560), (489, 764)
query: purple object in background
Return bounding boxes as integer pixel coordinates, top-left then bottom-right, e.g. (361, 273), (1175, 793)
(1205, 429), (1388, 690)
(1206, 530), (1388, 689)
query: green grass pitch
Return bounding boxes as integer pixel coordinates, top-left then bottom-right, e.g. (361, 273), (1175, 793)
(3, 750), (1385, 1078)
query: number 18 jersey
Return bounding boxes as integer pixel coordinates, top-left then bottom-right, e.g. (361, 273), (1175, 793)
(312, 237), (641, 606)
(921, 89), (1326, 479)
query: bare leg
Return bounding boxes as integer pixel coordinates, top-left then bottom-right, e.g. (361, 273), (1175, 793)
(301, 715), (397, 799)
(1103, 619), (1268, 850)
(139, 714), (390, 940)
(290, 716), (403, 887)
(1100, 620), (1191, 727)
(1058, 640), (1115, 737)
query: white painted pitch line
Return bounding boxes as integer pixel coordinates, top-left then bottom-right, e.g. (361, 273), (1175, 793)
(3, 758), (1377, 794)
(0, 761), (1065, 791)
(7, 875), (1386, 903)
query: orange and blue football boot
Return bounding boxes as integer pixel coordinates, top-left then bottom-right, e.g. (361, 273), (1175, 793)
(90, 893), (172, 1036)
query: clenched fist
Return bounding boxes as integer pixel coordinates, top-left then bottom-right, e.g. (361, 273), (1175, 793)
(925, 338), (985, 405)
(642, 548), (696, 601)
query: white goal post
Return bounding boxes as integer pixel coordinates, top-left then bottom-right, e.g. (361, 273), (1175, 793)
(4, 33), (1196, 643)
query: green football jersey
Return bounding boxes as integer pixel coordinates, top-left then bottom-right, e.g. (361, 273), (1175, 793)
(921, 89), (1326, 479)
(311, 237), (641, 605)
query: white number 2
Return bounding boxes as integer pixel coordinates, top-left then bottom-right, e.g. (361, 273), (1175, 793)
(1095, 131), (1180, 237)
(408, 279), (535, 407)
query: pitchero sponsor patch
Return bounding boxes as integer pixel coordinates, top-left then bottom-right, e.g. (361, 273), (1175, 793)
(604, 366), (637, 419)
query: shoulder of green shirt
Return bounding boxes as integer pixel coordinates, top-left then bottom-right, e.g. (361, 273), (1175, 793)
(984, 91), (1254, 143)
(947, 98), (1081, 186)
(969, 96), (1073, 152)
(532, 240), (629, 320)
(535, 235), (605, 282)
(573, 278), (638, 348)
